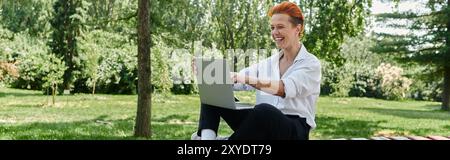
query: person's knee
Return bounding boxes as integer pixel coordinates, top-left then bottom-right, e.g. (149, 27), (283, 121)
(252, 103), (279, 118)
(254, 103), (277, 112)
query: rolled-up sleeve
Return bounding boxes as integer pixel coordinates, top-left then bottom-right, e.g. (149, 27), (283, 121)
(281, 60), (321, 99)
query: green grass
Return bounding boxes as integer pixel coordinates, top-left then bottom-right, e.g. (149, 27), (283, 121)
(0, 88), (448, 140)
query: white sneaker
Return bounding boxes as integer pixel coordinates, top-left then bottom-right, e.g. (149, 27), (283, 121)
(191, 132), (201, 140)
(191, 131), (229, 140)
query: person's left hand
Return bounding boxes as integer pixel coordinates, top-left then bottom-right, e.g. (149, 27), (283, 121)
(230, 72), (245, 84)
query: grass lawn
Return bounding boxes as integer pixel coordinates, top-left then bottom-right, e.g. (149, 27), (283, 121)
(0, 88), (448, 140)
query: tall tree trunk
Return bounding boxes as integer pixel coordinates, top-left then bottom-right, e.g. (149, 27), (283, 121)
(134, 0), (151, 138)
(443, 0), (450, 111)
(63, 34), (74, 90)
(443, 67), (450, 111)
(52, 82), (56, 106)
(92, 80), (96, 95)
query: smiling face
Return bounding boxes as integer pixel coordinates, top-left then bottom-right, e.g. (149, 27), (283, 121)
(270, 14), (302, 50)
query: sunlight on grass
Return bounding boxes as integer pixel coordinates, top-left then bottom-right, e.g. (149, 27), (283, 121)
(0, 88), (448, 140)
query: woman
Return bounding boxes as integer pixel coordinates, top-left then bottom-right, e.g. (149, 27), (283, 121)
(192, 1), (321, 140)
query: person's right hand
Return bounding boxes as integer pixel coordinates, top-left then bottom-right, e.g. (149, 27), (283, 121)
(230, 72), (246, 84)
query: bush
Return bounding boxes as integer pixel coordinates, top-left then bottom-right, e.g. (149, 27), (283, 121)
(0, 61), (19, 86)
(374, 63), (412, 100)
(151, 37), (173, 93)
(409, 80), (442, 101)
(0, 26), (18, 86)
(348, 65), (382, 98)
(406, 65), (443, 101)
(3, 32), (55, 90)
(322, 61), (412, 100)
(320, 36), (416, 100)
(78, 30), (138, 94)
(320, 60), (353, 97)
(321, 36), (382, 97)
(13, 51), (66, 91)
(41, 54), (66, 96)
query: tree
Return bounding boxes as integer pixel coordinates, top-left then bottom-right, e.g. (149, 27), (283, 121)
(0, 0), (54, 37)
(42, 55), (66, 106)
(211, 0), (273, 52)
(134, 0), (151, 138)
(49, 0), (87, 91)
(210, 0), (372, 67)
(299, 0), (373, 66)
(373, 0), (450, 110)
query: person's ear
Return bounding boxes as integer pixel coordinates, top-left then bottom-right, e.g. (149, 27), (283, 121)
(297, 24), (303, 34)
(296, 24), (302, 35)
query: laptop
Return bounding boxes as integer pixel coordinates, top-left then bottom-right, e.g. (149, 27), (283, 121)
(194, 58), (253, 110)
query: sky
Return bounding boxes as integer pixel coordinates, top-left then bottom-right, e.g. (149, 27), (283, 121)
(369, 0), (427, 35)
(289, 0), (427, 35)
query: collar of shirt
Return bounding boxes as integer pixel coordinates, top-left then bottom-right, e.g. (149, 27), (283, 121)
(272, 44), (309, 79)
(277, 44), (308, 64)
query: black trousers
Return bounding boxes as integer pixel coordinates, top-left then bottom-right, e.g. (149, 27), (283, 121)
(196, 103), (311, 140)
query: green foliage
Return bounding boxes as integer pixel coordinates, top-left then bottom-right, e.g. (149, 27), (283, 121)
(151, 37), (173, 93)
(0, 27), (18, 85)
(321, 36), (412, 100)
(0, 30), (51, 90)
(210, 0), (274, 51)
(41, 54), (66, 94)
(322, 61), (413, 100)
(85, 0), (137, 36)
(14, 50), (66, 92)
(0, 0), (54, 37)
(406, 65), (443, 101)
(0, 26), (14, 60)
(0, 0), (409, 98)
(301, 0), (373, 66)
(49, 0), (88, 90)
(79, 30), (137, 94)
(321, 36), (377, 96)
(373, 0), (450, 108)
(320, 60), (352, 97)
(1, 88), (449, 139)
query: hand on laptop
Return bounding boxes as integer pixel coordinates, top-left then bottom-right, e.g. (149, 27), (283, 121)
(231, 72), (245, 84)
(230, 72), (237, 83)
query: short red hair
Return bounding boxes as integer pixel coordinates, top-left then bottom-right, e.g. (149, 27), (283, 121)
(268, 1), (305, 37)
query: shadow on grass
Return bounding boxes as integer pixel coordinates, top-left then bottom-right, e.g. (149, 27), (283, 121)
(0, 115), (196, 140)
(313, 116), (386, 139)
(313, 115), (449, 139)
(5, 104), (45, 108)
(0, 90), (42, 98)
(153, 114), (190, 122)
(422, 104), (443, 110)
(443, 125), (450, 131)
(362, 107), (450, 121)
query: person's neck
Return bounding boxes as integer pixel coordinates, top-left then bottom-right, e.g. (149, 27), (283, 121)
(282, 42), (301, 62)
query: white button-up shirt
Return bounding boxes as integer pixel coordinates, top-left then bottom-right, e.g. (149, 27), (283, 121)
(233, 45), (321, 129)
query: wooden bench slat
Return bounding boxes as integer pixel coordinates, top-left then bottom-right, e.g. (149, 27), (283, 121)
(350, 138), (369, 140)
(407, 136), (431, 140)
(427, 136), (450, 140)
(389, 136), (410, 140)
(370, 137), (391, 140)
(331, 138), (348, 140)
